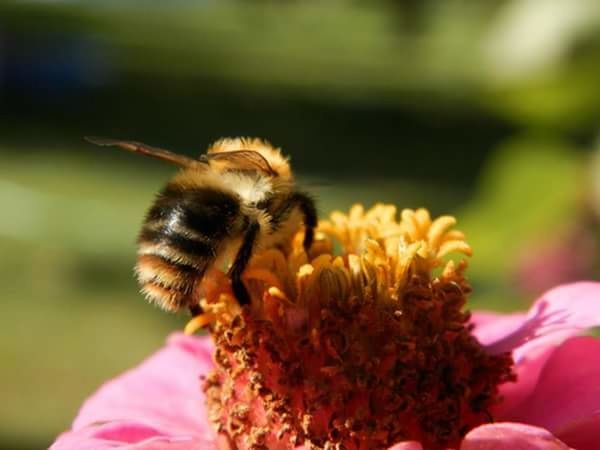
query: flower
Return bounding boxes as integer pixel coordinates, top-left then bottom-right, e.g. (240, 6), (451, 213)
(51, 205), (600, 450)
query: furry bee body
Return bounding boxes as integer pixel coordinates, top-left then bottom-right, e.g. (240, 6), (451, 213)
(136, 181), (242, 311)
(87, 137), (316, 313)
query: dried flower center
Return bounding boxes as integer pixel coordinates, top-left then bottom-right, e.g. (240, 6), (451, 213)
(192, 205), (515, 450)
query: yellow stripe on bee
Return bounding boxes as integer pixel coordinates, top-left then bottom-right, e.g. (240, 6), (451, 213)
(137, 242), (204, 270)
(141, 282), (185, 312)
(136, 254), (191, 289)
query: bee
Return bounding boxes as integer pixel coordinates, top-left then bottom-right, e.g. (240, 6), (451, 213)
(86, 136), (317, 315)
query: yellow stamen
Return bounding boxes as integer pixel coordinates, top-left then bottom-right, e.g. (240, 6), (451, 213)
(267, 286), (289, 302)
(297, 263), (314, 278)
(191, 204), (472, 327)
(184, 313), (215, 335)
(427, 215), (457, 249)
(414, 207), (432, 230)
(243, 268), (284, 291)
(438, 240), (473, 258)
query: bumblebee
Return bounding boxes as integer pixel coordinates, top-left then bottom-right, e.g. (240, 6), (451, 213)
(86, 136), (317, 314)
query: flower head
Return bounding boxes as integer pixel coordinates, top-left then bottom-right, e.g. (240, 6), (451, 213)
(193, 205), (514, 450)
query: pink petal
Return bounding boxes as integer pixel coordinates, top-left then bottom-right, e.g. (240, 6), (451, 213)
(494, 346), (555, 419)
(554, 416), (600, 450)
(51, 333), (216, 449)
(387, 442), (424, 450)
(460, 423), (572, 450)
(480, 282), (600, 361)
(472, 283), (600, 422)
(51, 422), (212, 450)
(470, 311), (527, 347)
(510, 336), (600, 450)
(301, 442), (423, 450)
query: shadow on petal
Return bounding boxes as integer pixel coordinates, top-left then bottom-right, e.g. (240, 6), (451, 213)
(481, 282), (600, 361)
(470, 311), (527, 348)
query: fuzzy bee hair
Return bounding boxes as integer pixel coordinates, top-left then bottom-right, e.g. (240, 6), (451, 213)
(86, 136), (317, 314)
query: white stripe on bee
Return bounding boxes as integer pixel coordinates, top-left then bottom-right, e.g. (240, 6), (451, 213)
(137, 242), (209, 270)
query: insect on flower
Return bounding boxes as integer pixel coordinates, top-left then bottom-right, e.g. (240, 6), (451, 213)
(85, 136), (317, 314)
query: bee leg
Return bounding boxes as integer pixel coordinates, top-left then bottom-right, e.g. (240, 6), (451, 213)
(188, 303), (203, 317)
(229, 221), (260, 306)
(291, 192), (317, 251)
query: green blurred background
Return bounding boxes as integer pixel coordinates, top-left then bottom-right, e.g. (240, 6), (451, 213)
(1, 1), (600, 449)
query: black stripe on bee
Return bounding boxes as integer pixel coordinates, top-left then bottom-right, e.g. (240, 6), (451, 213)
(146, 185), (240, 238)
(138, 227), (216, 258)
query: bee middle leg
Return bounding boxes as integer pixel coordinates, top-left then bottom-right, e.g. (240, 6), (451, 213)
(229, 221), (260, 306)
(188, 304), (203, 317)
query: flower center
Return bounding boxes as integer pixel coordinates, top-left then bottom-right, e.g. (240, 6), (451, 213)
(192, 205), (515, 450)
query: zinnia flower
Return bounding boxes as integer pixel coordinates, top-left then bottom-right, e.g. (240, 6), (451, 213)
(51, 205), (600, 450)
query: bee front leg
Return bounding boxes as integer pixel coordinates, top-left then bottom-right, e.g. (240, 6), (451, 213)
(229, 221), (260, 306)
(291, 192), (317, 251)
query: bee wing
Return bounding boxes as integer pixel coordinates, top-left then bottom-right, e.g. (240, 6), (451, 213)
(85, 136), (206, 168)
(205, 150), (277, 176)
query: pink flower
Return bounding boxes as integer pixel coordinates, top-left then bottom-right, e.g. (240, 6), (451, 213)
(51, 282), (600, 450)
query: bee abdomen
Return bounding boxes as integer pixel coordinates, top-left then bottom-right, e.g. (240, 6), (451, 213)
(135, 185), (241, 312)
(136, 254), (202, 312)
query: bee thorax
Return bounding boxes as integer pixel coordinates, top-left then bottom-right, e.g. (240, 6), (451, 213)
(222, 171), (273, 205)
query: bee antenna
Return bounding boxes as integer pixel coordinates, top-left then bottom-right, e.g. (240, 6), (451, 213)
(84, 136), (205, 168)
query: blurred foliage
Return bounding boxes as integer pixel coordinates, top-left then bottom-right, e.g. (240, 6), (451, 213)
(1, 1), (599, 449)
(461, 138), (584, 310)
